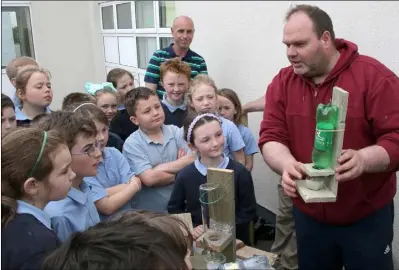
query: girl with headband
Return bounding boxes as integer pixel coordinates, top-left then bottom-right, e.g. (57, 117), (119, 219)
(2, 128), (75, 270)
(167, 112), (257, 244)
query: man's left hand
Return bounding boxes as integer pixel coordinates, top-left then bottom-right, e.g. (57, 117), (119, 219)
(335, 149), (366, 182)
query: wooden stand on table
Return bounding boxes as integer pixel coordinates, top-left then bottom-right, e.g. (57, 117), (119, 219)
(296, 86), (349, 203)
(196, 168), (236, 262)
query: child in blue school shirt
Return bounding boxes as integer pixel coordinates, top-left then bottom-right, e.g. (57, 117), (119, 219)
(218, 88), (259, 171)
(167, 113), (257, 245)
(187, 74), (246, 165)
(122, 87), (196, 213)
(32, 111), (106, 242)
(159, 58), (191, 128)
(14, 67), (52, 127)
(2, 128), (75, 270)
(73, 103), (142, 220)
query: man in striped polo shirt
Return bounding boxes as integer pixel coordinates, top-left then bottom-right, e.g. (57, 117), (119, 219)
(144, 16), (208, 97)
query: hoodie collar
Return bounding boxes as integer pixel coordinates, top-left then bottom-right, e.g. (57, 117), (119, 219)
(302, 38), (359, 87)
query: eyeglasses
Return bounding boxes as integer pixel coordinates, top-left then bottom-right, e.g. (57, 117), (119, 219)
(71, 141), (101, 158)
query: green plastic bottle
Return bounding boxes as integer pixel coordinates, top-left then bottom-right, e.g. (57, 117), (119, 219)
(312, 104), (339, 169)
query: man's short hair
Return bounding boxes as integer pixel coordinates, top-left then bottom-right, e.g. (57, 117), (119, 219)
(285, 4), (335, 41)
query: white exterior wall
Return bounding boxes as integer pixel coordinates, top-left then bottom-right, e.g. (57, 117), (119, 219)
(174, 0), (399, 263)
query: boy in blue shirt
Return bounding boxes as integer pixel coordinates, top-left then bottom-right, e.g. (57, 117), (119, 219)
(123, 87), (196, 213)
(33, 111), (107, 241)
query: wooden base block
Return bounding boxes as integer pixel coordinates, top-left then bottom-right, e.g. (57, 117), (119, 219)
(303, 163), (335, 177)
(296, 180), (337, 203)
(196, 230), (233, 253)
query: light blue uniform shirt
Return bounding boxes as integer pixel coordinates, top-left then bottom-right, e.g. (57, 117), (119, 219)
(195, 154), (230, 176)
(219, 116), (245, 159)
(123, 124), (190, 213)
(44, 180), (106, 242)
(237, 124), (259, 156)
(15, 106), (51, 121)
(84, 147), (138, 219)
(17, 200), (52, 230)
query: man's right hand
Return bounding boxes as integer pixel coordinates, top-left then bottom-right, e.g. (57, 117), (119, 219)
(281, 161), (306, 198)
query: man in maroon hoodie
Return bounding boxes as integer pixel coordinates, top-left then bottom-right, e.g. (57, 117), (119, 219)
(259, 4), (399, 270)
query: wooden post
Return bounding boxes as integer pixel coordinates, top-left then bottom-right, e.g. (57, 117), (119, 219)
(296, 87), (349, 203)
(201, 168), (236, 262)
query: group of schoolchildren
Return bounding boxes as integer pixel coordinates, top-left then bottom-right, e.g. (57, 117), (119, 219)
(1, 56), (260, 270)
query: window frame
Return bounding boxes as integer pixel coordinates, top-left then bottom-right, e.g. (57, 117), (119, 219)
(99, 1), (175, 85)
(1, 1), (36, 71)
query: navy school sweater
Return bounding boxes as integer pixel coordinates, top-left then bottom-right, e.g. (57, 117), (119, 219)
(2, 214), (60, 270)
(106, 132), (124, 152)
(167, 159), (257, 243)
(109, 109), (139, 142)
(161, 102), (187, 128)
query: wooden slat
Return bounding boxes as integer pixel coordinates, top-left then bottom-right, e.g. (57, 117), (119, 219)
(296, 180), (337, 203)
(207, 168), (236, 262)
(327, 86), (349, 195)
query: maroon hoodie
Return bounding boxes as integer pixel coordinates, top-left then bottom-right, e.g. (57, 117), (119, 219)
(259, 39), (399, 225)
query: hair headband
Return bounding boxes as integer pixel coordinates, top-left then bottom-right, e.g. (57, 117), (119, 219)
(84, 82), (117, 96)
(72, 102), (97, 112)
(28, 131), (48, 178)
(186, 113), (221, 142)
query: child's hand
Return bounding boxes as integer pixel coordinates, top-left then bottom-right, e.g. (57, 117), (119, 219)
(192, 225), (204, 240)
(178, 148), (186, 159)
